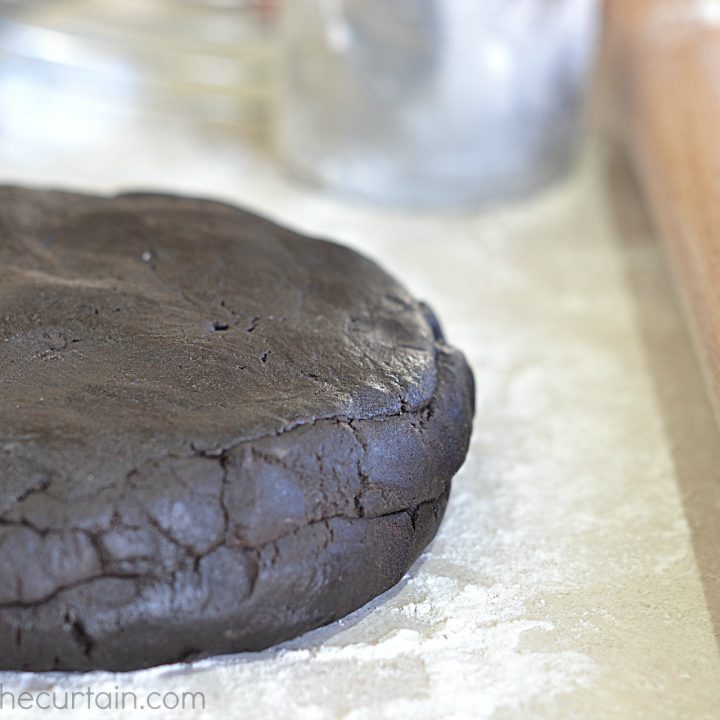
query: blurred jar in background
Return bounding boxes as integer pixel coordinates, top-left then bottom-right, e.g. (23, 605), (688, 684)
(0, 0), (279, 147)
(278, 0), (601, 207)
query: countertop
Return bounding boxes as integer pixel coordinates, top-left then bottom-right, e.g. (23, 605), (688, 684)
(0, 102), (719, 719)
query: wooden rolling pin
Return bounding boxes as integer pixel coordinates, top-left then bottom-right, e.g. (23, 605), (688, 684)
(606, 0), (720, 421)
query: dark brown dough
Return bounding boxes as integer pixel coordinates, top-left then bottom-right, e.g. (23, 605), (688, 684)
(0, 187), (474, 671)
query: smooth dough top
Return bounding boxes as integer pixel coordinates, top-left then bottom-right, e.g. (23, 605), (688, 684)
(0, 187), (438, 495)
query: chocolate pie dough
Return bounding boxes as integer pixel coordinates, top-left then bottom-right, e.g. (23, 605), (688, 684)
(0, 187), (474, 671)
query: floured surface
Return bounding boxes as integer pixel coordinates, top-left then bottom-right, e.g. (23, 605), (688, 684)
(0, 114), (719, 715)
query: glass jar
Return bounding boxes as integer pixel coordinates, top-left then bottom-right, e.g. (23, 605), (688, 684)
(278, 0), (601, 207)
(0, 0), (279, 144)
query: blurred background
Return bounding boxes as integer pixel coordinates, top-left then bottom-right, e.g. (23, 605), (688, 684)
(0, 0), (600, 206)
